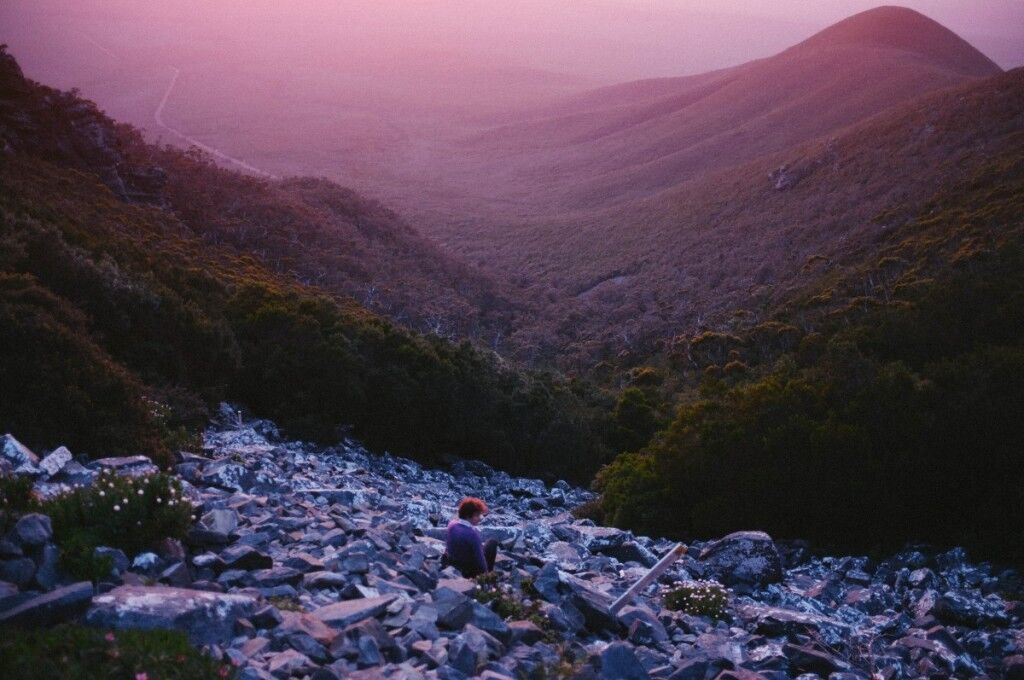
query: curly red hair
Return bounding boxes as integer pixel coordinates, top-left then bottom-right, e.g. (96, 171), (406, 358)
(457, 497), (488, 519)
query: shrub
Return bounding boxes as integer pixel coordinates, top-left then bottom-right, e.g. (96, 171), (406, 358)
(0, 472), (37, 533)
(43, 470), (193, 579)
(0, 624), (236, 679)
(663, 580), (729, 618)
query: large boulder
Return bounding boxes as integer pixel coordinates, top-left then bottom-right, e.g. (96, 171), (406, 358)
(698, 531), (783, 590)
(85, 585), (257, 645)
(13, 513), (53, 547)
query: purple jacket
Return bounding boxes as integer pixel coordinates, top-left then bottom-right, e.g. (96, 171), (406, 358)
(446, 519), (487, 577)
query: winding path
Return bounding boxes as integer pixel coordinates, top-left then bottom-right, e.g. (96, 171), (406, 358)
(154, 66), (278, 179)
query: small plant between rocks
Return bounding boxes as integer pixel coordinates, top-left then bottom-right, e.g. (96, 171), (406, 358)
(474, 572), (557, 640)
(0, 624), (237, 679)
(267, 595), (305, 612)
(662, 579), (730, 618)
(0, 472), (37, 533)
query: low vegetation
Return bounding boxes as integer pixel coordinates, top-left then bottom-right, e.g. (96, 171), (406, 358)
(45, 470), (194, 580)
(594, 149), (1024, 562)
(663, 580), (730, 619)
(0, 625), (236, 679)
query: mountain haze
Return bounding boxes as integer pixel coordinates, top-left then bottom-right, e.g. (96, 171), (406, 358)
(447, 6), (1002, 213)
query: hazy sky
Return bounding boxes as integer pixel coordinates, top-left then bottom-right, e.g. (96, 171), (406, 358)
(3, 0), (1022, 85)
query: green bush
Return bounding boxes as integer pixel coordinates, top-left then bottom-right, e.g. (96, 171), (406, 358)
(0, 472), (37, 533)
(0, 624), (236, 679)
(44, 470), (193, 579)
(663, 580), (729, 618)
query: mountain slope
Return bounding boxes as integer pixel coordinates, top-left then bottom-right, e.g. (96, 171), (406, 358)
(0, 47), (518, 343)
(455, 7), (1002, 213)
(0, 47), (610, 478)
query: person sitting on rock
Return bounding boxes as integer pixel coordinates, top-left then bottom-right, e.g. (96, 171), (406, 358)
(445, 497), (497, 578)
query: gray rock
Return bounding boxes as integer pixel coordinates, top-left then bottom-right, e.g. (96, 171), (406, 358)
(201, 508), (239, 535)
(85, 585), (257, 644)
(617, 605), (668, 643)
(0, 580), (18, 600)
(34, 543), (61, 590)
(220, 544), (273, 571)
(1, 434), (40, 474)
(434, 587), (474, 629)
(469, 600), (511, 643)
(783, 642), (846, 676)
(267, 649), (315, 678)
(249, 567), (303, 588)
(698, 531), (783, 589)
(89, 455), (159, 477)
(38, 446), (73, 477)
(202, 459), (253, 491)
(0, 581), (93, 625)
(95, 546), (130, 575)
(0, 557), (36, 587)
(313, 594), (398, 628)
(13, 513), (53, 546)
(332, 618), (402, 664)
(132, 552), (160, 572)
(251, 604), (284, 628)
(287, 631), (330, 663)
(565, 578), (617, 632)
(159, 561), (192, 588)
(284, 552), (324, 572)
(508, 619), (545, 645)
(304, 570), (349, 589)
(448, 624), (503, 675)
(600, 641), (650, 680)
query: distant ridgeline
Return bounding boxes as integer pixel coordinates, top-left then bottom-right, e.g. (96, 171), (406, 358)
(591, 75), (1024, 562)
(0, 46), (611, 481)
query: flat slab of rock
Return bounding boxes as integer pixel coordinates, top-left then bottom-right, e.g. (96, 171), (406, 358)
(88, 455), (159, 477)
(38, 446), (73, 477)
(312, 594), (398, 629)
(85, 585), (257, 645)
(0, 581), (93, 626)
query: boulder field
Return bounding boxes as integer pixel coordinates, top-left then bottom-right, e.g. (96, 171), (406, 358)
(1, 406), (1022, 679)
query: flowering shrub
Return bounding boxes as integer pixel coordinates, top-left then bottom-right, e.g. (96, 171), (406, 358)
(0, 624), (235, 679)
(663, 580), (730, 618)
(43, 470), (194, 579)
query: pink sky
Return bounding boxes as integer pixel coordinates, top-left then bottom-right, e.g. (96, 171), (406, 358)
(2, 0), (1021, 87)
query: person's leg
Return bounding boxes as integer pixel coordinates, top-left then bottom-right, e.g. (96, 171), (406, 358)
(484, 539), (498, 571)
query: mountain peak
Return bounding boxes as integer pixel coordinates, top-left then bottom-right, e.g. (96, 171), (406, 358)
(792, 5), (1001, 77)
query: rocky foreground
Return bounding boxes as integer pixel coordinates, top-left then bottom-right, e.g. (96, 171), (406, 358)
(2, 407), (1023, 679)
